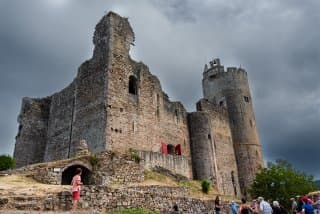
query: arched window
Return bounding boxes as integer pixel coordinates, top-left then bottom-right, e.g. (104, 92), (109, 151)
(129, 76), (138, 95)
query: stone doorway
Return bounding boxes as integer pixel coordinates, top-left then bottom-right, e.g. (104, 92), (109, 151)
(61, 164), (92, 185)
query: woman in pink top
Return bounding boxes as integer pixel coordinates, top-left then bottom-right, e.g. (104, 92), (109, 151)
(71, 168), (83, 211)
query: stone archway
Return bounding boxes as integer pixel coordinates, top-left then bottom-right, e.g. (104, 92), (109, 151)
(61, 164), (92, 185)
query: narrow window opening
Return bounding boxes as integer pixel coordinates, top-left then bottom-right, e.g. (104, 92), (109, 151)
(167, 144), (175, 155)
(244, 96), (249, 103)
(219, 101), (224, 106)
(250, 120), (253, 127)
(209, 74), (217, 80)
(120, 108), (123, 112)
(129, 76), (138, 95)
(208, 134), (211, 140)
(175, 109), (179, 122)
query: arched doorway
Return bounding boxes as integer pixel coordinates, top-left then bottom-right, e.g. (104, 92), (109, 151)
(61, 164), (92, 185)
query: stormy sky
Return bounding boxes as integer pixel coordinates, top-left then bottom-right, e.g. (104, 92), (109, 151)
(1, 1), (320, 178)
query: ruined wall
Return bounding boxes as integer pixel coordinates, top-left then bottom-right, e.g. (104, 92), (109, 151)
(202, 60), (264, 194)
(14, 97), (51, 167)
(196, 99), (241, 197)
(138, 151), (192, 178)
(104, 13), (191, 162)
(44, 82), (75, 162)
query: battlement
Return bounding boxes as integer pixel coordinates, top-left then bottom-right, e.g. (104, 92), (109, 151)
(203, 58), (247, 81)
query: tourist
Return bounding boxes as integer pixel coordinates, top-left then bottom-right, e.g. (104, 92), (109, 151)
(238, 198), (253, 214)
(71, 168), (83, 211)
(301, 196), (314, 214)
(214, 196), (222, 214)
(290, 198), (298, 214)
(251, 199), (259, 214)
(170, 204), (181, 214)
(229, 200), (239, 214)
(272, 201), (287, 214)
(296, 196), (303, 214)
(257, 197), (272, 214)
(313, 194), (320, 214)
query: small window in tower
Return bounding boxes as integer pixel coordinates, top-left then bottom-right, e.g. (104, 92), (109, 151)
(250, 120), (253, 127)
(175, 109), (179, 122)
(129, 75), (138, 95)
(208, 134), (211, 140)
(219, 101), (224, 106)
(209, 74), (218, 80)
(244, 96), (249, 103)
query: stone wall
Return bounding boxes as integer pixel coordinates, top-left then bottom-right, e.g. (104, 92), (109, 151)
(14, 97), (51, 167)
(18, 152), (144, 186)
(0, 185), (233, 213)
(138, 151), (192, 178)
(44, 82), (75, 162)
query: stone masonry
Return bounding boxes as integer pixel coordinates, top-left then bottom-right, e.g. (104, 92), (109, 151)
(13, 11), (264, 196)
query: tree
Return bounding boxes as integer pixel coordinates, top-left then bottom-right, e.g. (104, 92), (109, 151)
(249, 160), (317, 210)
(0, 154), (16, 171)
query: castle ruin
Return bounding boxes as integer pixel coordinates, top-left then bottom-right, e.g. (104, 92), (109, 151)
(13, 12), (264, 197)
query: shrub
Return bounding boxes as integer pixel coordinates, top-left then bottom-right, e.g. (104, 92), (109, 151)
(201, 179), (211, 194)
(89, 155), (99, 170)
(0, 154), (16, 171)
(129, 148), (141, 163)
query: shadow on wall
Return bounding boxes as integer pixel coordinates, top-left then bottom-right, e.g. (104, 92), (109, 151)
(61, 165), (92, 185)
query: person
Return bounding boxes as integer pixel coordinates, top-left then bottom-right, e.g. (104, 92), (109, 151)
(258, 197), (272, 214)
(272, 201), (285, 214)
(214, 196), (222, 214)
(313, 194), (320, 214)
(238, 198), (253, 214)
(229, 201), (239, 214)
(170, 204), (180, 214)
(290, 198), (298, 214)
(296, 196), (303, 214)
(251, 199), (259, 214)
(301, 196), (314, 214)
(71, 168), (83, 211)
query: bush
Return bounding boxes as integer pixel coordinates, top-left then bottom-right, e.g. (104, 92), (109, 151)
(0, 154), (16, 171)
(129, 148), (141, 163)
(201, 179), (211, 194)
(89, 155), (99, 170)
(113, 208), (160, 214)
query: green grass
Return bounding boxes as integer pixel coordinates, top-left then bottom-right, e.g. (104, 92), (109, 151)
(112, 208), (160, 214)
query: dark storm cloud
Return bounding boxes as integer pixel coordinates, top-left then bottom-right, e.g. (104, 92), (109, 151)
(1, 0), (320, 178)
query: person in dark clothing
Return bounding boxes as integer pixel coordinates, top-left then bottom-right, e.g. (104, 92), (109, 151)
(215, 196), (222, 214)
(239, 198), (253, 214)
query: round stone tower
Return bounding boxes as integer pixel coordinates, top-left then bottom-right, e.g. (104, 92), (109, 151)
(202, 58), (264, 195)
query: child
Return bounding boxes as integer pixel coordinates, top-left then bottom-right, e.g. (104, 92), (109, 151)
(71, 168), (83, 211)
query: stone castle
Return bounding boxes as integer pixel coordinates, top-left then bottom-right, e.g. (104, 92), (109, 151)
(13, 12), (264, 197)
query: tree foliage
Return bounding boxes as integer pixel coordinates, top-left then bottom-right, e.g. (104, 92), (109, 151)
(249, 160), (317, 209)
(0, 154), (16, 171)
